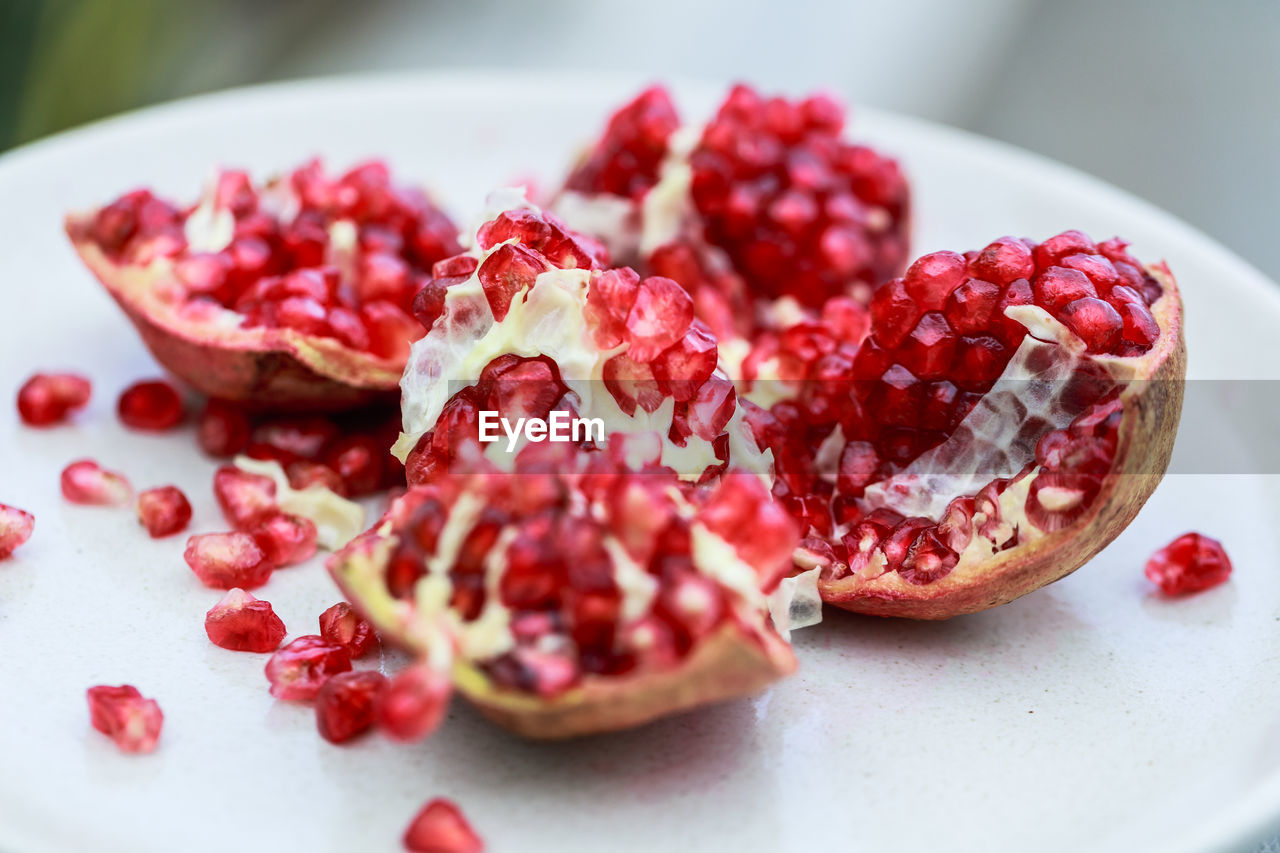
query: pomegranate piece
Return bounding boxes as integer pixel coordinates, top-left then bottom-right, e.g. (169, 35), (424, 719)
(264, 635), (352, 700)
(117, 379), (184, 430)
(403, 799), (484, 853)
(213, 465), (278, 529)
(1145, 533), (1232, 595)
(251, 512), (318, 567)
(16, 372), (91, 426)
(376, 663), (452, 742)
(318, 601), (377, 658)
(0, 503), (35, 558)
(66, 159), (462, 410)
(184, 531), (275, 589)
(737, 230), (1184, 618)
(564, 86), (679, 200)
(86, 685), (163, 753)
(205, 588), (287, 652)
(61, 459), (132, 506)
(330, 444), (799, 739)
(135, 485), (193, 538)
(315, 670), (388, 744)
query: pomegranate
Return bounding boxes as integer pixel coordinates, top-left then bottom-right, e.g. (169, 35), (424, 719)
(264, 635), (353, 700)
(329, 444), (801, 739)
(205, 588), (287, 652)
(0, 503), (35, 558)
(117, 379), (184, 430)
(555, 84), (910, 337)
(735, 232), (1184, 618)
(395, 193), (771, 486)
(135, 485), (193, 538)
(1145, 532), (1232, 595)
(315, 670), (388, 743)
(86, 685), (163, 753)
(184, 531), (275, 589)
(403, 798), (484, 853)
(65, 160), (462, 410)
(16, 372), (92, 426)
(61, 459), (132, 506)
(318, 601), (378, 658)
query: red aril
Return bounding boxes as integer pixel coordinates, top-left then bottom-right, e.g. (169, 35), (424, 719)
(135, 485), (193, 538)
(1145, 532), (1232, 595)
(251, 512), (318, 567)
(205, 588), (287, 652)
(315, 670), (388, 744)
(213, 465), (278, 529)
(196, 398), (252, 456)
(117, 379), (184, 430)
(86, 685), (163, 753)
(264, 635), (353, 700)
(0, 504), (35, 558)
(375, 663), (452, 742)
(318, 601), (377, 658)
(61, 459), (132, 506)
(403, 798), (484, 853)
(16, 372), (92, 426)
(183, 531), (275, 589)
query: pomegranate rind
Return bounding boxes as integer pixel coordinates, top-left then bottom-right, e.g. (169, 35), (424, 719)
(817, 265), (1185, 618)
(327, 512), (796, 740)
(66, 217), (402, 410)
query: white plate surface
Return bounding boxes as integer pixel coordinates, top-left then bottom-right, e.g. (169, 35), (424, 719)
(0, 71), (1277, 853)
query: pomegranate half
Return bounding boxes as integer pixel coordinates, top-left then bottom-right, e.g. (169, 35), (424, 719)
(66, 160), (460, 410)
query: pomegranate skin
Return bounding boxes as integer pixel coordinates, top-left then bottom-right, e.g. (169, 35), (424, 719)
(817, 265), (1185, 619)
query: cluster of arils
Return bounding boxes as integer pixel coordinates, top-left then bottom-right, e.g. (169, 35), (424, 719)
(67, 160), (461, 408)
(559, 83), (910, 339)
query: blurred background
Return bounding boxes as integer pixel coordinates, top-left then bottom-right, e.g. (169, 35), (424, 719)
(1, 0), (1277, 281)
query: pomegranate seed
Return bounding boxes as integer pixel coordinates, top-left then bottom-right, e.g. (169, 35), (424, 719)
(135, 485), (193, 538)
(1032, 267), (1097, 312)
(251, 416), (338, 459)
(376, 663), (452, 742)
(403, 798), (484, 853)
(1145, 533), (1233, 595)
(1059, 297), (1123, 354)
(61, 459), (132, 506)
(318, 601), (378, 658)
(196, 399), (252, 457)
(286, 460), (349, 495)
(117, 380), (184, 430)
(623, 276), (694, 362)
(205, 588), (287, 652)
(362, 300), (423, 362)
(903, 251), (967, 310)
(321, 435), (386, 496)
(183, 531), (274, 589)
(264, 635), (352, 700)
(476, 242), (546, 321)
(86, 685), (163, 753)
(251, 512), (318, 567)
(213, 465), (278, 529)
(0, 503), (35, 558)
(316, 670), (388, 744)
(565, 85), (679, 199)
(16, 372), (91, 426)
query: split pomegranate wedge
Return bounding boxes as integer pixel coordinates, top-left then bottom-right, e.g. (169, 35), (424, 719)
(66, 160), (460, 410)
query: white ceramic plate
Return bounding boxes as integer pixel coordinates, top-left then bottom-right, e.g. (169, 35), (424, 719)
(0, 71), (1277, 853)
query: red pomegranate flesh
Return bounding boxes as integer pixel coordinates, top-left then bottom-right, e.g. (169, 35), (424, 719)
(66, 160), (461, 410)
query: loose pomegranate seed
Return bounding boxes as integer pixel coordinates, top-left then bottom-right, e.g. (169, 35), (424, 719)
(135, 485), (193, 538)
(318, 601), (377, 658)
(251, 512), (318, 567)
(376, 663), (452, 742)
(321, 435), (386, 496)
(16, 372), (92, 426)
(183, 531), (275, 589)
(0, 503), (35, 558)
(213, 465), (278, 529)
(315, 670), (388, 744)
(403, 798), (484, 853)
(60, 459), (132, 506)
(205, 588), (287, 652)
(264, 635), (352, 700)
(117, 380), (184, 430)
(86, 685), (163, 754)
(1145, 533), (1233, 595)
(196, 399), (252, 456)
